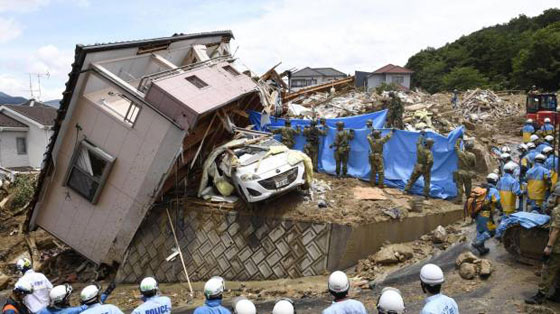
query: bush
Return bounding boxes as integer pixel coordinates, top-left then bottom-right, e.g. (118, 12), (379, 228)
(375, 82), (401, 94)
(10, 174), (36, 209)
(442, 67), (489, 91)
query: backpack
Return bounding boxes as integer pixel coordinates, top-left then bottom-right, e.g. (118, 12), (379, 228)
(464, 186), (488, 219)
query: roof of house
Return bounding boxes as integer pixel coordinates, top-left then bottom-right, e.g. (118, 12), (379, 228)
(0, 112), (27, 128)
(4, 101), (57, 126)
(371, 64), (414, 74)
(292, 67), (346, 77)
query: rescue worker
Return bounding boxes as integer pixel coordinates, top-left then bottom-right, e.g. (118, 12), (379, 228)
(526, 154), (552, 213)
(531, 134), (542, 147)
(537, 135), (553, 153)
(330, 121), (354, 177)
(454, 137), (476, 204)
(526, 142), (539, 168)
(501, 145), (511, 155)
(15, 258), (52, 313)
(365, 119), (373, 130)
(404, 134), (434, 199)
(367, 129), (394, 188)
(79, 285), (122, 314)
(303, 119), (327, 171)
(541, 118), (555, 136)
(322, 271), (367, 314)
(523, 119), (535, 143)
(271, 118), (300, 149)
(194, 277), (230, 314)
(525, 184), (560, 305)
(38, 282), (112, 314)
(272, 299), (295, 314)
(419, 264), (459, 314)
(544, 146), (559, 187)
(529, 85), (539, 95)
(388, 92), (404, 129)
(376, 287), (405, 314)
(231, 298), (256, 314)
(451, 89), (459, 109)
(2, 281), (33, 314)
(496, 163), (522, 216)
(472, 173), (501, 256)
(131, 277), (171, 314)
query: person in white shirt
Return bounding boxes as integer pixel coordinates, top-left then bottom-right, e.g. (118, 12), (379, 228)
(420, 264), (459, 314)
(15, 258), (52, 313)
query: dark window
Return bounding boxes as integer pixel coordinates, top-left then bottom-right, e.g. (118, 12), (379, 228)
(223, 65), (240, 76)
(16, 137), (26, 155)
(66, 141), (115, 204)
(185, 75), (208, 88)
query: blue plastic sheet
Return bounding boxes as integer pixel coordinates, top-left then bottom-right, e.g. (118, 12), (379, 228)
(249, 110), (464, 199)
(495, 212), (550, 238)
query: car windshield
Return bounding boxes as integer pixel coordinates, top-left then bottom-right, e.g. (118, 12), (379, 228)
(541, 95), (557, 111)
(234, 138), (283, 166)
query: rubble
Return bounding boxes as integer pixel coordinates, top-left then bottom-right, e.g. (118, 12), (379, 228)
(455, 251), (494, 280)
(459, 262), (478, 280)
(374, 244), (414, 265)
(459, 89), (523, 122)
(431, 225), (448, 243)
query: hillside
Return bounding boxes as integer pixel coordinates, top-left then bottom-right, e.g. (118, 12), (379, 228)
(406, 8), (560, 93)
(0, 92), (26, 104)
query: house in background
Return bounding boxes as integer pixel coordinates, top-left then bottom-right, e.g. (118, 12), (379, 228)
(0, 100), (57, 169)
(355, 64), (414, 91)
(290, 67), (347, 89)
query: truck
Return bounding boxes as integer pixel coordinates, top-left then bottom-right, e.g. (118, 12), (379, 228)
(526, 92), (558, 127)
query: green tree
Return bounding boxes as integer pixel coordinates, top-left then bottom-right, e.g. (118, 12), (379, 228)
(442, 67), (489, 90)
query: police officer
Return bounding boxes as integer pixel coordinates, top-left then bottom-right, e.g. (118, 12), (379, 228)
(272, 299), (295, 314)
(367, 129), (394, 188)
(194, 277), (230, 314)
(388, 92), (404, 129)
(472, 173), (501, 256)
(540, 118), (555, 137)
(79, 285), (122, 314)
(454, 137), (476, 204)
(2, 281), (33, 314)
(497, 163), (522, 216)
(526, 154), (552, 213)
(544, 146), (558, 187)
(330, 121), (354, 178)
(523, 119), (535, 144)
(404, 134), (434, 199)
(271, 118), (300, 149)
(376, 287), (405, 314)
(15, 258), (52, 313)
(322, 271), (367, 314)
(419, 264), (459, 314)
(537, 135), (553, 153)
(303, 119), (327, 171)
(132, 278), (171, 314)
(526, 184), (560, 304)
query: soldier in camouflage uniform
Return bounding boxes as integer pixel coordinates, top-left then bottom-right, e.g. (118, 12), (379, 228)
(365, 119), (373, 131)
(404, 134), (434, 198)
(454, 136), (477, 204)
(303, 119), (327, 171)
(367, 129), (395, 188)
(526, 184), (560, 305)
(271, 118), (300, 148)
(388, 92), (404, 129)
(330, 121), (355, 177)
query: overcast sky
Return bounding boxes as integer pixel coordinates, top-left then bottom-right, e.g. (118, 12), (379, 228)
(0, 0), (558, 101)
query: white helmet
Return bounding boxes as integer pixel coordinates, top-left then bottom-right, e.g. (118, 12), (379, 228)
(16, 257), (32, 272)
(519, 143), (528, 152)
(328, 271), (350, 294)
(377, 287), (405, 314)
(50, 284), (72, 305)
(140, 277), (158, 295)
(545, 135), (554, 143)
(486, 173), (499, 184)
(500, 153), (511, 161)
(272, 299), (295, 314)
(204, 276), (225, 299)
(80, 285), (99, 304)
(543, 146), (554, 154)
(527, 142), (536, 149)
(14, 280), (33, 295)
(530, 134), (540, 142)
(535, 154), (547, 163)
(420, 264), (445, 285)
(233, 298), (257, 314)
(545, 118), (551, 123)
(527, 119), (533, 124)
(504, 162), (517, 173)
(501, 146), (511, 153)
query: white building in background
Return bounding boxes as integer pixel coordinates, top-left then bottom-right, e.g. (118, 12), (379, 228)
(362, 64), (414, 91)
(290, 67), (347, 90)
(0, 100), (57, 169)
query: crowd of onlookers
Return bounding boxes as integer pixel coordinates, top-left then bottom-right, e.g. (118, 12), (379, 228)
(2, 258), (460, 314)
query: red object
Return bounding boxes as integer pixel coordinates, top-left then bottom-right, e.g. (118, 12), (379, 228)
(371, 64), (414, 74)
(526, 93), (558, 127)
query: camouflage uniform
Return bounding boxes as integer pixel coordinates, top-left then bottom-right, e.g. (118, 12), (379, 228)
(538, 204), (560, 296)
(365, 119), (373, 131)
(331, 122), (354, 177)
(388, 93), (404, 129)
(404, 135), (434, 197)
(454, 139), (476, 203)
(367, 129), (394, 188)
(272, 119), (300, 148)
(303, 120), (327, 171)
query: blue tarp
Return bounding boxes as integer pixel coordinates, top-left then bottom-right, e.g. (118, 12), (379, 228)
(496, 212), (550, 238)
(249, 110), (464, 199)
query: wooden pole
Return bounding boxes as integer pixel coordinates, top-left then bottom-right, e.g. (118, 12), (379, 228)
(165, 208), (193, 296)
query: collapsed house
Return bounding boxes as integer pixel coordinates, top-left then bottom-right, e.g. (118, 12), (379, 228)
(26, 31), (264, 267)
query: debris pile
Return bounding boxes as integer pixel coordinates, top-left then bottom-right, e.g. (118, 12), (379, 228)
(455, 251), (494, 280)
(460, 89), (523, 122)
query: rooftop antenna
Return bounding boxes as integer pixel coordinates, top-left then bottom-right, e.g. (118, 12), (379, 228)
(27, 71), (50, 101)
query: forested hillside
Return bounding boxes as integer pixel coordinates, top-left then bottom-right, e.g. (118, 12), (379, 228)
(406, 9), (560, 93)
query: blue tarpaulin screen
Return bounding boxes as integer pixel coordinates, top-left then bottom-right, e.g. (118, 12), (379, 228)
(249, 110), (464, 199)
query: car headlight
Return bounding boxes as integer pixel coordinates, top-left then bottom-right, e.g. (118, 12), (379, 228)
(240, 174), (261, 181)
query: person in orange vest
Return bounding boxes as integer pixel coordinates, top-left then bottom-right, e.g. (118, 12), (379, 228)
(3, 281), (33, 314)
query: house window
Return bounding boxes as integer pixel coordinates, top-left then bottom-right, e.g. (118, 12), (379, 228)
(186, 75), (209, 88)
(66, 141), (115, 204)
(223, 65), (240, 76)
(392, 75), (404, 84)
(16, 137), (26, 155)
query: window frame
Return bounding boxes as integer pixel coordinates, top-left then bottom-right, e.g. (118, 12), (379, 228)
(16, 137), (27, 155)
(64, 140), (115, 204)
(185, 75), (209, 89)
(223, 65), (240, 77)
